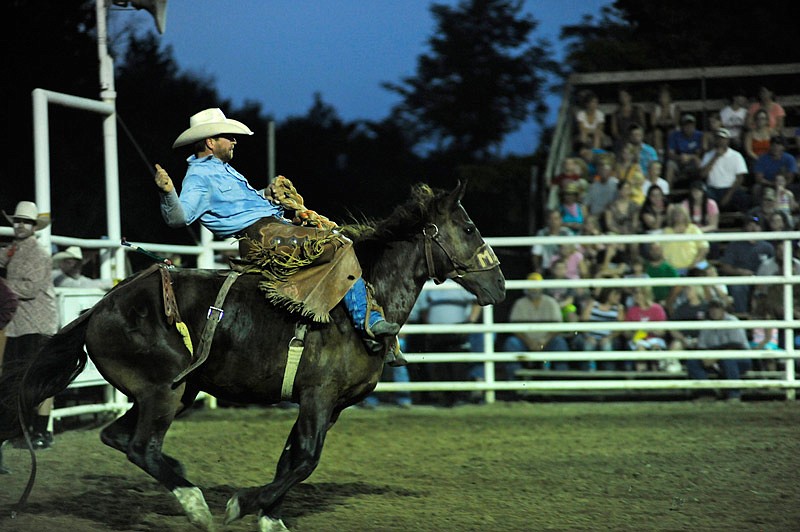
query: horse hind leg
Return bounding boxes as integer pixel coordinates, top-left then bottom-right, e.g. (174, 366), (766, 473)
(124, 386), (215, 531)
(100, 403), (186, 478)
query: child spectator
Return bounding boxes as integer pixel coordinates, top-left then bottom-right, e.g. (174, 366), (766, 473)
(615, 143), (646, 205)
(774, 174), (798, 228)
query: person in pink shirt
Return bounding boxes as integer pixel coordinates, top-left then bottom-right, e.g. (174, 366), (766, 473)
(625, 286), (668, 371)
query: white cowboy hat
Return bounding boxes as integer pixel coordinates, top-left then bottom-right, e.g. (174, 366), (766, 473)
(52, 246), (84, 264)
(3, 200), (51, 231)
(172, 108), (254, 148)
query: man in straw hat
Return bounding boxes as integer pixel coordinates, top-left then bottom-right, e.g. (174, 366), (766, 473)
(0, 201), (59, 450)
(153, 108), (403, 362)
(51, 246), (111, 289)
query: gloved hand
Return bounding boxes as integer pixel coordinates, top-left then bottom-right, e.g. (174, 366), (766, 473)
(154, 163), (174, 193)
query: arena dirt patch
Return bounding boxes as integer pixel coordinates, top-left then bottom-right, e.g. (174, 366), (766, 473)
(1, 401), (798, 531)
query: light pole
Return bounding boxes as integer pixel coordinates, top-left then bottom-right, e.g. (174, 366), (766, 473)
(94, 0), (167, 279)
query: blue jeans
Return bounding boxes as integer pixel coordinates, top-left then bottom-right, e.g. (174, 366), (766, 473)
(685, 358), (752, 399)
(503, 334), (571, 371)
(343, 277), (383, 331)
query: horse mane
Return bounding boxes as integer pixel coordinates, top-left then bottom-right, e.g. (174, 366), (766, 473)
(340, 183), (444, 244)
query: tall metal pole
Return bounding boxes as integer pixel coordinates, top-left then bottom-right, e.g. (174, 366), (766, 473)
(95, 0), (125, 280)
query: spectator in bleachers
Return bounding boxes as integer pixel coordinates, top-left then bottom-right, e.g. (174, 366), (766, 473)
(575, 141), (607, 180)
(580, 215), (618, 277)
(661, 205), (710, 276)
(548, 156), (588, 210)
(575, 90), (605, 149)
(681, 180), (719, 233)
(625, 286), (668, 371)
(552, 243), (589, 281)
(584, 154), (619, 217)
(766, 211), (790, 232)
(531, 209), (574, 275)
(744, 109), (776, 164)
(700, 127), (750, 213)
(752, 136), (798, 203)
(643, 243), (680, 307)
(642, 161), (670, 200)
(615, 142), (646, 205)
(503, 272), (571, 370)
(688, 298), (751, 401)
(604, 180), (640, 264)
(747, 86), (786, 132)
(557, 182), (588, 233)
(701, 112), (724, 153)
(578, 286), (625, 370)
(716, 215), (774, 314)
(668, 285), (706, 353)
(639, 184), (670, 235)
(748, 293), (780, 361)
(650, 84), (681, 156)
(609, 87), (646, 153)
(747, 187), (783, 230)
(628, 123), (659, 178)
(51, 246), (112, 289)
(719, 90), (749, 150)
(774, 174), (798, 228)
(543, 258), (581, 324)
(666, 113), (705, 187)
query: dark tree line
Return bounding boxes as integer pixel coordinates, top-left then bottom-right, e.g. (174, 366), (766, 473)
(3, 0), (796, 247)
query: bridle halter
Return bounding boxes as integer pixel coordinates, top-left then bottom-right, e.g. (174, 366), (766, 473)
(422, 223), (500, 284)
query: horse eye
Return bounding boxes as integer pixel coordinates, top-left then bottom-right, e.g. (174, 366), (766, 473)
(464, 225), (475, 235)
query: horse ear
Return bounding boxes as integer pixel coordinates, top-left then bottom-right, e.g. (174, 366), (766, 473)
(443, 179), (468, 211)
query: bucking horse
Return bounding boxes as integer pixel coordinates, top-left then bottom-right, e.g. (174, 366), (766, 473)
(0, 181), (505, 531)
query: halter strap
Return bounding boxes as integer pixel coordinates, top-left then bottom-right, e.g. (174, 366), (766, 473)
(423, 223), (500, 284)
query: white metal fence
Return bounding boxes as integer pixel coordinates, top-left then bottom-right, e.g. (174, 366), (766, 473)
(3, 228), (798, 415)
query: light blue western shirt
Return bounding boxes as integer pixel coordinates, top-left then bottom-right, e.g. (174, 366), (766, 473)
(160, 155), (284, 238)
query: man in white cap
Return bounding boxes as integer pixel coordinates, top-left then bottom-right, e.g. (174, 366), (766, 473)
(51, 246), (111, 289)
(154, 109), (402, 361)
(0, 201), (59, 450)
(699, 127), (750, 212)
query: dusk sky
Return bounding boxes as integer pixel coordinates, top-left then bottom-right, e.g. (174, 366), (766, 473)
(111, 0), (609, 154)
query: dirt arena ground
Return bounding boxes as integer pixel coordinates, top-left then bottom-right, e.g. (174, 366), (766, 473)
(1, 400), (798, 531)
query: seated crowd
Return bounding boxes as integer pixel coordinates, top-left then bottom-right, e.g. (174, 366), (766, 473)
(511, 84), (800, 397)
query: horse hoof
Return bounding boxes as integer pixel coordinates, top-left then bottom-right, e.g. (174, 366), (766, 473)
(173, 486), (214, 531)
(223, 494), (241, 525)
(258, 512), (290, 532)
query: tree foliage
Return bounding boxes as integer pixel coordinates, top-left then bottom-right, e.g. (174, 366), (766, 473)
(562, 1), (800, 73)
(384, 0), (557, 161)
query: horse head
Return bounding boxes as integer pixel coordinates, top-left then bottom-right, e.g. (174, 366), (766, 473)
(424, 180), (506, 305)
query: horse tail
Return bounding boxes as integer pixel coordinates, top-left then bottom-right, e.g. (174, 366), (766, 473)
(0, 311), (92, 440)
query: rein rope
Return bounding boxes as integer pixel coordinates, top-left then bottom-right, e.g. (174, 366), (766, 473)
(423, 223), (500, 284)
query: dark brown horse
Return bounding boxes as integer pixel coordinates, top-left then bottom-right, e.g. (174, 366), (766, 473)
(0, 182), (505, 531)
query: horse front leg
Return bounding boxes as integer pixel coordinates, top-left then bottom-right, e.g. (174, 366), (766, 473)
(224, 399), (333, 530)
